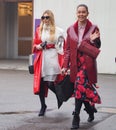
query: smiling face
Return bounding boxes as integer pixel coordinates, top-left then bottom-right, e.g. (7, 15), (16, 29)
(76, 5), (89, 25)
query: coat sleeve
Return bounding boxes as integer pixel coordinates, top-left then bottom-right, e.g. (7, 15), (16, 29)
(32, 26), (42, 53)
(63, 30), (70, 69)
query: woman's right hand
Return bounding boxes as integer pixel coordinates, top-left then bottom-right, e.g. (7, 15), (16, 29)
(61, 68), (67, 75)
(36, 44), (43, 50)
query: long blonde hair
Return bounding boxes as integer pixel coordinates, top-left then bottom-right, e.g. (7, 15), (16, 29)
(39, 10), (56, 41)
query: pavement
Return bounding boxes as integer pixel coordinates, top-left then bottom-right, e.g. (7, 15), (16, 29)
(0, 59), (28, 71)
(0, 59), (116, 130)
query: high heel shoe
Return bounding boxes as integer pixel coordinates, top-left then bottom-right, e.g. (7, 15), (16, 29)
(38, 105), (47, 116)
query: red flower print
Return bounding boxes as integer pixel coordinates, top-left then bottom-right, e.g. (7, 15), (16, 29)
(75, 91), (81, 99)
(78, 85), (85, 93)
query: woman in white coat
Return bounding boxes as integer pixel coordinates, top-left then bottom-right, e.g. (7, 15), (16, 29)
(33, 10), (65, 116)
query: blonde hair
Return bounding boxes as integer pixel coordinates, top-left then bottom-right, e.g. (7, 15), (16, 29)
(39, 10), (56, 41)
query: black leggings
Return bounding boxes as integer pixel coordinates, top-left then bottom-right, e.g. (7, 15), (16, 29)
(39, 79), (56, 108)
(75, 99), (93, 115)
(39, 79), (46, 108)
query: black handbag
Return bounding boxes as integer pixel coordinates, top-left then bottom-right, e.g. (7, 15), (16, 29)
(28, 65), (34, 74)
(28, 53), (36, 74)
(55, 75), (74, 102)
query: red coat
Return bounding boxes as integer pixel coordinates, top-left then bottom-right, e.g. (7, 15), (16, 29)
(32, 27), (64, 96)
(63, 20), (100, 83)
(32, 27), (43, 95)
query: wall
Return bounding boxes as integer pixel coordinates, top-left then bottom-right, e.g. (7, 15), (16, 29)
(0, 2), (18, 59)
(6, 2), (18, 58)
(0, 3), (7, 58)
(33, 0), (116, 74)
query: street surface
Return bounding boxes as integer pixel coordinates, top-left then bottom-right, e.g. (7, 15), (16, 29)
(0, 69), (116, 130)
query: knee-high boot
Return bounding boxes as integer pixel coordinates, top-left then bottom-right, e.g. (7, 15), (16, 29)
(84, 101), (94, 122)
(47, 82), (63, 109)
(38, 94), (47, 116)
(38, 80), (47, 116)
(71, 99), (82, 129)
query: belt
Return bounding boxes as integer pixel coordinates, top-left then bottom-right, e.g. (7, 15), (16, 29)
(46, 44), (55, 49)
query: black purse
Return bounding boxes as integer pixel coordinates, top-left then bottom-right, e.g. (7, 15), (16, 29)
(55, 75), (74, 102)
(28, 53), (36, 74)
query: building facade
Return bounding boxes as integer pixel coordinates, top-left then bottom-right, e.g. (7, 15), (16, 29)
(0, 0), (32, 59)
(0, 0), (116, 74)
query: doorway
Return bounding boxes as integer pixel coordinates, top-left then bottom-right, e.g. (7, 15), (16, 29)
(18, 2), (32, 58)
(0, 0), (32, 59)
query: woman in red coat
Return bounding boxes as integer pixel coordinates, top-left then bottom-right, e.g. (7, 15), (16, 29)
(32, 10), (65, 116)
(62, 4), (101, 129)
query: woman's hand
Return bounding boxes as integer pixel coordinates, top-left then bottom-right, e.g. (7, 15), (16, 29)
(61, 68), (67, 75)
(36, 44), (43, 50)
(61, 68), (71, 75)
(90, 30), (100, 42)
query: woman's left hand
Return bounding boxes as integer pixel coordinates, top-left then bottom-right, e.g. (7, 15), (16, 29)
(90, 30), (100, 42)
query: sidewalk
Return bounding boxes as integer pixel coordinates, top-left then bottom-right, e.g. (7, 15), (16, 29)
(0, 59), (28, 71)
(0, 59), (116, 130)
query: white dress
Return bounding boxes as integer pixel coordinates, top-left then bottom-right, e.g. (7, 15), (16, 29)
(41, 25), (64, 81)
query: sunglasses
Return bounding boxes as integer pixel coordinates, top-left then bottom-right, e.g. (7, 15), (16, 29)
(41, 16), (50, 20)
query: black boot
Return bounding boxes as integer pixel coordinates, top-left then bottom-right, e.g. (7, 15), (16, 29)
(38, 93), (47, 116)
(38, 80), (47, 116)
(48, 82), (63, 109)
(71, 99), (82, 129)
(87, 112), (94, 122)
(84, 106), (96, 122)
(71, 111), (80, 129)
(84, 101), (94, 122)
(91, 105), (97, 113)
(38, 104), (47, 116)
